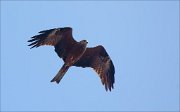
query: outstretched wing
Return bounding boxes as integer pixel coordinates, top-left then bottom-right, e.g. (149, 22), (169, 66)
(28, 27), (76, 48)
(74, 45), (115, 91)
(28, 27), (77, 61)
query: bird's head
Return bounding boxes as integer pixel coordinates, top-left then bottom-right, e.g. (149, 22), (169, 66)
(80, 40), (88, 46)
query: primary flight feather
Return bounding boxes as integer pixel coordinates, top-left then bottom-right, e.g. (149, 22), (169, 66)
(28, 27), (115, 91)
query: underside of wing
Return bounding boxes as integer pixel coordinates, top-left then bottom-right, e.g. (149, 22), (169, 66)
(74, 45), (115, 91)
(92, 56), (115, 91)
(28, 27), (77, 61)
(27, 27), (76, 49)
(73, 48), (94, 68)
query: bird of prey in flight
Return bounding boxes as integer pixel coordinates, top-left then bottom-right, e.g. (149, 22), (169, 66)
(28, 27), (115, 91)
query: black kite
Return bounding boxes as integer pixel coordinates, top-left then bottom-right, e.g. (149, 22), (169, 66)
(28, 27), (115, 91)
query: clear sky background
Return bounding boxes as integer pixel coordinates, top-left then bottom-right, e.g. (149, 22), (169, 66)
(1, 1), (179, 111)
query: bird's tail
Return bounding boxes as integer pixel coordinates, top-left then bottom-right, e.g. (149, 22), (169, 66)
(51, 64), (70, 84)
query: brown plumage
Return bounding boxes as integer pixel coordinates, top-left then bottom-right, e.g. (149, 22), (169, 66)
(28, 27), (115, 91)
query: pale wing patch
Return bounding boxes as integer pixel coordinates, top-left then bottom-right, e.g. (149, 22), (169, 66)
(43, 34), (62, 46)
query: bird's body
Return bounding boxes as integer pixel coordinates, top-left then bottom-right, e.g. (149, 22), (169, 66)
(52, 40), (88, 83)
(28, 27), (115, 91)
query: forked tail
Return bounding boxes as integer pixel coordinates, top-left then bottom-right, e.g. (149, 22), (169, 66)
(51, 64), (69, 84)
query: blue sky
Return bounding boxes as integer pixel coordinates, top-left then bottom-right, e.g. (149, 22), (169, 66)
(1, 1), (179, 111)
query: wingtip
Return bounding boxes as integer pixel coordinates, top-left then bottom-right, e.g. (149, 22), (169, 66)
(28, 45), (36, 49)
(27, 44), (33, 49)
(105, 86), (112, 92)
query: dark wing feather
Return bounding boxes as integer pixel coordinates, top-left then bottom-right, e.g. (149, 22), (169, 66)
(28, 27), (77, 61)
(74, 45), (115, 91)
(27, 27), (76, 48)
